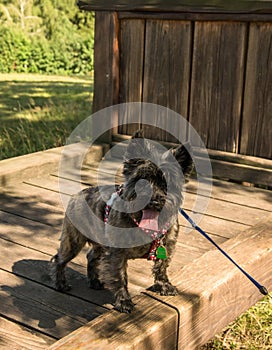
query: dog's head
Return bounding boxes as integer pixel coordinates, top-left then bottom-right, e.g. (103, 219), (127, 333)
(122, 130), (193, 228)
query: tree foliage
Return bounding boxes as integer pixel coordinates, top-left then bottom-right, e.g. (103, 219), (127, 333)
(0, 0), (94, 75)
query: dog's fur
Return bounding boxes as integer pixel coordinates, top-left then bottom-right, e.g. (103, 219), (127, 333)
(50, 131), (193, 313)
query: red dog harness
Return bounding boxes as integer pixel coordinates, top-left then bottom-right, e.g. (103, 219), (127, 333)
(104, 187), (169, 261)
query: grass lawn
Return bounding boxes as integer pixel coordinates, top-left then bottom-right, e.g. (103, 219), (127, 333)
(0, 73), (93, 160)
(0, 73), (271, 349)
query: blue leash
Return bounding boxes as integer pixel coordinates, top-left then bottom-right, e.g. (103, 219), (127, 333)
(179, 208), (270, 297)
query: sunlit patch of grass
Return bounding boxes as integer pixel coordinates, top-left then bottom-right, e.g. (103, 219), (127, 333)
(0, 73), (93, 160)
(202, 296), (272, 349)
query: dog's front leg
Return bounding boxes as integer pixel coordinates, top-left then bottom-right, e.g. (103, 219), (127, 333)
(100, 249), (134, 313)
(150, 231), (179, 296)
(151, 258), (178, 295)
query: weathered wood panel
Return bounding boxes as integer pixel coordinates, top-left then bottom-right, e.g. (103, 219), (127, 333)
(78, 0), (272, 14)
(111, 134), (272, 186)
(49, 294), (178, 350)
(0, 269), (105, 340)
(118, 11), (272, 22)
(240, 22), (272, 159)
(0, 316), (54, 349)
(48, 214), (272, 349)
(142, 20), (192, 142)
(118, 19), (145, 135)
(189, 21), (247, 152)
(173, 214), (272, 348)
(1, 147), (272, 348)
(92, 12), (119, 142)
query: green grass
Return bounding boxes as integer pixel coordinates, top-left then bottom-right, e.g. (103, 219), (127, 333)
(0, 73), (93, 160)
(201, 296), (272, 349)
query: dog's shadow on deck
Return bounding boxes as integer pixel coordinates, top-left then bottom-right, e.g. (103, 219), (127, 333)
(1, 259), (203, 346)
(1, 259), (113, 337)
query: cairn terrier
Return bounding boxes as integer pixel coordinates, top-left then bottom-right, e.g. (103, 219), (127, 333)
(51, 131), (193, 313)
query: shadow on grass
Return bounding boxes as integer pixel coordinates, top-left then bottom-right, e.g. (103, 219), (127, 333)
(0, 78), (93, 119)
(0, 76), (94, 160)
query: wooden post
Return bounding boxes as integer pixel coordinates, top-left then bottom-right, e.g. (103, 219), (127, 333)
(92, 11), (120, 143)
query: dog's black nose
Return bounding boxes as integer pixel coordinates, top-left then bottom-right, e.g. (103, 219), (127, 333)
(149, 199), (165, 210)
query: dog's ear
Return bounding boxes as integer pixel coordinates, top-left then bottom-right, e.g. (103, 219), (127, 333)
(172, 142), (194, 179)
(132, 129), (144, 139)
(124, 130), (149, 161)
(123, 130), (149, 177)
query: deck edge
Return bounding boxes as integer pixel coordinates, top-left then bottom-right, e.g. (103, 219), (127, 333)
(48, 214), (272, 349)
(0, 143), (108, 187)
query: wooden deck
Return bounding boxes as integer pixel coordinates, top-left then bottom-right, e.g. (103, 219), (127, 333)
(0, 145), (271, 349)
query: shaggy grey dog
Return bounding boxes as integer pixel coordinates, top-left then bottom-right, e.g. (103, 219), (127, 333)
(51, 131), (193, 313)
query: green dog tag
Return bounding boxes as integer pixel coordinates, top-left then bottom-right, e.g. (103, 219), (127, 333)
(156, 245), (167, 260)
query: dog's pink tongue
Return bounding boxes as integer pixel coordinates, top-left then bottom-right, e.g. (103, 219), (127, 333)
(139, 209), (159, 231)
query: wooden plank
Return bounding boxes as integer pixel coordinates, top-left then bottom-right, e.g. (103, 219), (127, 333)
(189, 21), (247, 152)
(0, 190), (64, 227)
(78, 0), (272, 14)
(142, 19), (192, 142)
(118, 19), (145, 135)
(92, 11), (119, 142)
(111, 131), (272, 187)
(183, 189), (270, 227)
(147, 214), (272, 349)
(2, 182), (65, 209)
(49, 294), (178, 350)
(24, 176), (88, 196)
(0, 236), (114, 306)
(0, 147), (62, 188)
(179, 213), (248, 240)
(240, 22), (272, 159)
(205, 148), (272, 170)
(186, 178), (272, 211)
(0, 200), (205, 299)
(210, 158), (272, 187)
(118, 11), (272, 22)
(24, 174), (259, 232)
(0, 316), (55, 349)
(0, 144), (105, 188)
(48, 214), (272, 350)
(0, 204), (214, 276)
(0, 269), (105, 340)
(23, 172), (252, 238)
(0, 214), (153, 304)
(0, 211), (84, 264)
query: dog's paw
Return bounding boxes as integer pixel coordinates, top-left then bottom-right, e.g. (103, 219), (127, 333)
(88, 278), (104, 290)
(114, 299), (135, 313)
(149, 282), (178, 296)
(55, 281), (72, 292)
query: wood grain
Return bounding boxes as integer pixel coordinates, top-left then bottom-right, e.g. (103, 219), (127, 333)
(92, 12), (120, 142)
(78, 0), (272, 14)
(49, 294), (178, 350)
(189, 21), (247, 152)
(148, 214), (272, 349)
(0, 269), (106, 339)
(240, 22), (272, 159)
(118, 19), (145, 135)
(118, 11), (272, 22)
(49, 214), (272, 349)
(142, 19), (192, 142)
(1, 147), (272, 348)
(0, 316), (54, 349)
(0, 147), (61, 188)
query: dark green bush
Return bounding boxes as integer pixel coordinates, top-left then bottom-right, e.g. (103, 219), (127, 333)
(0, 24), (93, 75)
